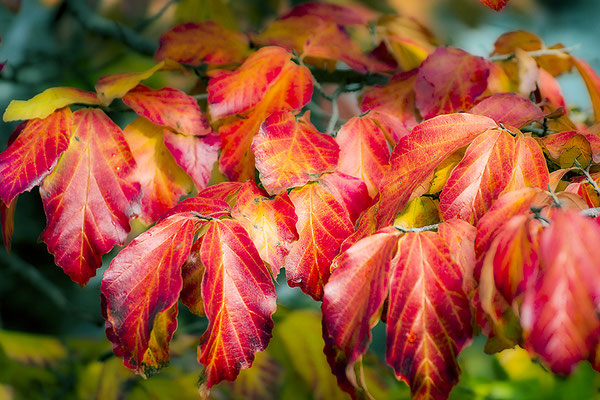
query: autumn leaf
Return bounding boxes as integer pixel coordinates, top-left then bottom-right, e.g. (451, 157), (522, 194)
(541, 130), (600, 168)
(440, 128), (516, 224)
(102, 213), (200, 373)
(252, 111), (339, 195)
(522, 209), (600, 374)
(285, 182), (354, 300)
(335, 116), (390, 197)
(163, 130), (220, 191)
(0, 108), (73, 206)
(40, 108), (140, 286)
(195, 181), (244, 206)
(208, 46), (313, 181)
(318, 171), (371, 224)
(573, 57), (600, 122)
(154, 21), (250, 66)
(438, 219), (477, 295)
(230, 181), (298, 277)
(415, 46), (490, 119)
(469, 93), (544, 128)
(386, 232), (472, 400)
(199, 218), (276, 389)
(122, 84), (211, 136)
(480, 0), (510, 11)
(394, 196), (441, 229)
(181, 239), (205, 317)
(3, 87), (98, 122)
(375, 113), (498, 228)
(503, 133), (549, 192)
(123, 117), (194, 224)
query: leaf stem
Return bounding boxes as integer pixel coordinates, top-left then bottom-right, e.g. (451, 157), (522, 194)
(574, 159), (600, 196)
(190, 212), (215, 221)
(395, 224), (439, 233)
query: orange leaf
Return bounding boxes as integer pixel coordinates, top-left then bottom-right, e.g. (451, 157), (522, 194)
(155, 21), (250, 66)
(123, 84), (210, 136)
(573, 57), (600, 123)
(469, 93), (544, 128)
(503, 133), (549, 192)
(40, 108), (140, 286)
(542, 130), (600, 167)
(95, 61), (166, 106)
(492, 30), (542, 55)
(480, 0), (510, 11)
(252, 111), (339, 195)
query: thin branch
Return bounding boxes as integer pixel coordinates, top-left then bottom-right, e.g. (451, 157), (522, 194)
(395, 224), (439, 233)
(65, 0), (157, 56)
(310, 68), (389, 88)
(574, 159), (600, 197)
(134, 0), (179, 32)
(326, 90), (341, 135)
(193, 93), (208, 100)
(547, 184), (562, 207)
(582, 207), (600, 218)
(489, 45), (580, 62)
(190, 211), (215, 221)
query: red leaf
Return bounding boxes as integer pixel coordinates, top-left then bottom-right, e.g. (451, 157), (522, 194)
(438, 219), (477, 295)
(122, 85), (210, 137)
(196, 182), (244, 206)
(208, 47), (313, 181)
(335, 116), (390, 197)
(154, 21), (250, 66)
(318, 171), (372, 224)
(522, 210), (600, 374)
(542, 130), (600, 165)
(40, 108), (140, 286)
(469, 93), (545, 128)
(415, 47), (490, 119)
(285, 182), (354, 300)
(376, 113), (498, 228)
(199, 218), (276, 388)
(231, 181), (298, 277)
(252, 111), (339, 195)
(440, 129), (516, 224)
(322, 229), (399, 372)
(503, 133), (549, 192)
(386, 232), (472, 400)
(163, 130), (220, 191)
(102, 213), (199, 373)
(480, 0), (510, 11)
(573, 57), (600, 123)
(0, 108), (73, 205)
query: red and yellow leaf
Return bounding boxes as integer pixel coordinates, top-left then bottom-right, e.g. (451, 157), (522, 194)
(521, 210), (600, 374)
(3, 87), (98, 122)
(199, 218), (276, 389)
(123, 117), (194, 224)
(376, 113), (498, 228)
(335, 116), (390, 197)
(438, 219), (477, 295)
(154, 21), (250, 66)
(318, 171), (372, 224)
(386, 232), (472, 400)
(285, 182), (354, 300)
(440, 128), (515, 224)
(252, 111), (339, 195)
(415, 47), (490, 119)
(122, 84), (210, 136)
(503, 133), (549, 192)
(322, 229), (399, 373)
(208, 47), (313, 181)
(231, 181), (298, 277)
(102, 213), (200, 373)
(469, 93), (544, 128)
(480, 0), (510, 11)
(0, 108), (73, 205)
(394, 197), (441, 230)
(542, 130), (600, 167)
(573, 57), (600, 122)
(40, 108), (140, 286)
(163, 130), (220, 191)
(95, 61), (167, 106)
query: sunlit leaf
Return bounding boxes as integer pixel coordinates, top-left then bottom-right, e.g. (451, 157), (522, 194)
(415, 47), (489, 119)
(573, 57), (600, 122)
(0, 108), (72, 205)
(122, 85), (210, 136)
(503, 133), (549, 192)
(542, 130), (600, 168)
(469, 93), (544, 128)
(318, 171), (372, 224)
(3, 87), (98, 122)
(394, 196), (441, 229)
(199, 218), (276, 389)
(438, 219), (477, 295)
(386, 232), (472, 400)
(95, 61), (166, 106)
(40, 108), (140, 286)
(492, 31), (543, 55)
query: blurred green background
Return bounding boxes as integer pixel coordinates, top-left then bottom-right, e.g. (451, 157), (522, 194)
(1, 0), (600, 398)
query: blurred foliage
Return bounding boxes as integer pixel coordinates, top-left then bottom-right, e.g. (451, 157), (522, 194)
(1, 0), (600, 399)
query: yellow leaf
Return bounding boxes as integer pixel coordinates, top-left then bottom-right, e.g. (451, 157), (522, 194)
(393, 196), (441, 229)
(95, 61), (166, 106)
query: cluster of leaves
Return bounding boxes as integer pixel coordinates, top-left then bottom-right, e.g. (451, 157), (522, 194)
(2, 1), (600, 399)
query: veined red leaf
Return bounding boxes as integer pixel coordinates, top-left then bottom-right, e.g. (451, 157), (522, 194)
(322, 229), (399, 376)
(208, 47), (313, 181)
(522, 210), (600, 374)
(336, 116), (390, 197)
(102, 213), (199, 373)
(376, 113), (498, 228)
(95, 61), (167, 106)
(360, 70), (419, 144)
(163, 130), (220, 191)
(181, 239), (205, 317)
(160, 194), (230, 222)
(539, 68), (566, 110)
(542, 130), (600, 166)
(438, 219), (477, 295)
(481, 0), (510, 11)
(124, 117), (193, 224)
(154, 21), (250, 66)
(503, 133), (549, 192)
(0, 197), (16, 251)
(281, 1), (377, 25)
(415, 47), (489, 119)
(573, 57), (600, 122)
(0, 108), (73, 205)
(440, 128), (515, 224)
(252, 111), (339, 195)
(199, 218), (276, 389)
(318, 171), (371, 224)
(469, 93), (544, 128)
(285, 182), (354, 300)
(40, 108), (140, 286)
(386, 232), (472, 400)
(122, 85), (210, 136)
(3, 87), (99, 122)
(231, 181), (298, 277)
(196, 181), (244, 206)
